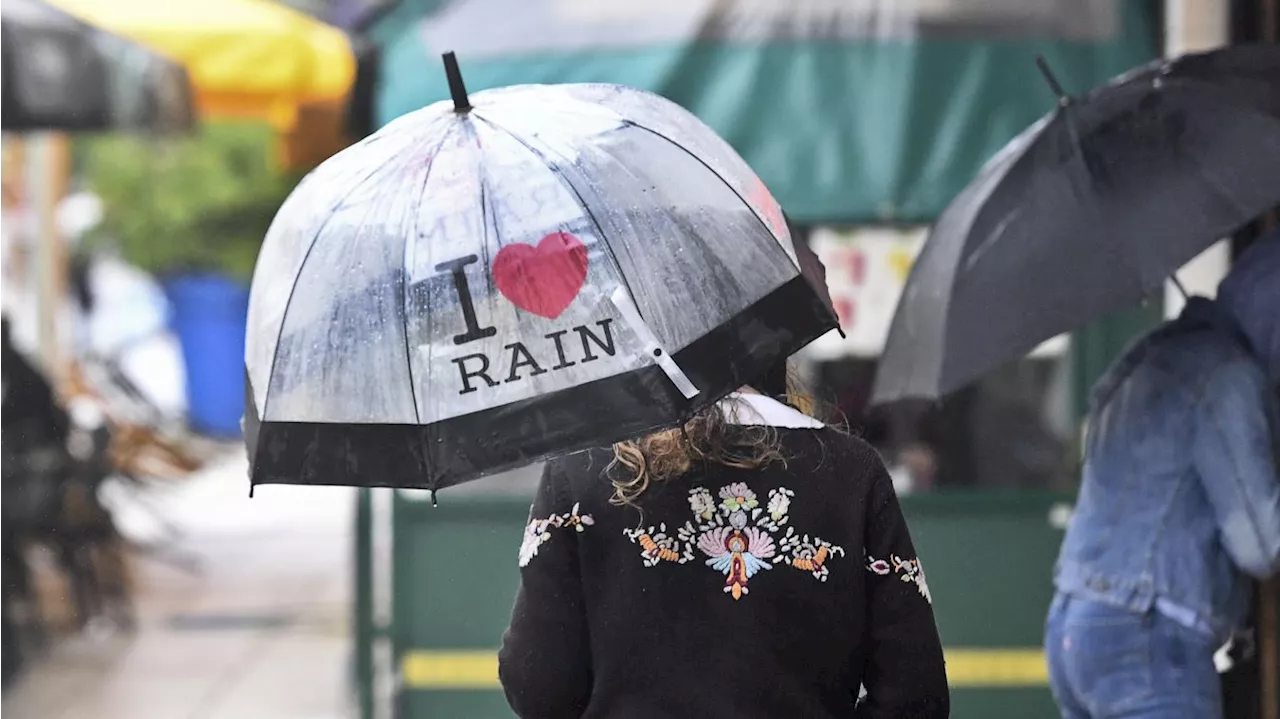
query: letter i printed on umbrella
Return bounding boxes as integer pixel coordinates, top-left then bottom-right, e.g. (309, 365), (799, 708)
(243, 53), (839, 493)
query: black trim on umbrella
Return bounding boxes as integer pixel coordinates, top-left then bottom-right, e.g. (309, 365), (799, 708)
(246, 274), (836, 493)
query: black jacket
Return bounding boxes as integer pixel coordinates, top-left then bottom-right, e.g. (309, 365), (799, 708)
(499, 395), (949, 718)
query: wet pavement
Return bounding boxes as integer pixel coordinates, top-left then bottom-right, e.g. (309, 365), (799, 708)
(2, 451), (357, 719)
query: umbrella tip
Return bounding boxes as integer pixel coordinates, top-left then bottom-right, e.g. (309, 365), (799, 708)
(1034, 55), (1070, 106)
(442, 51), (471, 113)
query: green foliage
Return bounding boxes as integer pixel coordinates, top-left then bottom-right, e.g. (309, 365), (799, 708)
(80, 122), (301, 282)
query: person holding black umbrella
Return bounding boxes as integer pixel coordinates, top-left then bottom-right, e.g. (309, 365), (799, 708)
(1045, 232), (1280, 719)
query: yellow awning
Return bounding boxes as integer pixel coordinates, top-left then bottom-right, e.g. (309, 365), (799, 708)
(50, 0), (354, 126)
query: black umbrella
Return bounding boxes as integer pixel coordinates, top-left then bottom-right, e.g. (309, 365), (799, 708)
(1, 0), (194, 134)
(872, 44), (1280, 404)
(2, 0), (110, 131)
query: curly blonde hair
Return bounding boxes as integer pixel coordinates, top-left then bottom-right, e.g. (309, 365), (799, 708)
(608, 371), (822, 506)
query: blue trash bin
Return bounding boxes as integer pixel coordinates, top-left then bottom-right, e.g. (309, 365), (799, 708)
(164, 273), (250, 438)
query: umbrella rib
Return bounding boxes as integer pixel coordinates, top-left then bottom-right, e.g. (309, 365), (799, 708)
(262, 232), (325, 421)
(402, 122), (460, 427)
(622, 122), (802, 273)
(262, 134), (435, 420)
(1188, 149), (1257, 220)
(959, 209), (1020, 273)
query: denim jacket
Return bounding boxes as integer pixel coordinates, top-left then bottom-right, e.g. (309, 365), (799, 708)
(1054, 298), (1280, 642)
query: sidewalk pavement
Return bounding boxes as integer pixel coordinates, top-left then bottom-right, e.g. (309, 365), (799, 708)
(2, 451), (357, 719)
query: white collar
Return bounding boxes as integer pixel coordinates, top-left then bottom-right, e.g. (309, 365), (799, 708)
(719, 392), (825, 429)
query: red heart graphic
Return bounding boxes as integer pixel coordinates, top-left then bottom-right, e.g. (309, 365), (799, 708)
(492, 232), (589, 319)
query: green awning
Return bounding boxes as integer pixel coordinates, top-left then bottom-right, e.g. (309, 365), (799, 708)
(371, 0), (1158, 224)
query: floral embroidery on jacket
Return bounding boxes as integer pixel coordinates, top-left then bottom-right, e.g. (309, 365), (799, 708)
(624, 484), (845, 600)
(866, 553), (932, 604)
(518, 503), (594, 568)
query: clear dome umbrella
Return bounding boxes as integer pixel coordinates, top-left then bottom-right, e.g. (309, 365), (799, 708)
(244, 54), (838, 495)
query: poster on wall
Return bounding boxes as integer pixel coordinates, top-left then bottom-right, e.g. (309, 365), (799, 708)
(802, 226), (927, 360)
(801, 226), (1068, 361)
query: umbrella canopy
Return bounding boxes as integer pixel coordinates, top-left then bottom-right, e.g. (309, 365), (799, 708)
(50, 0), (353, 126)
(244, 64), (838, 492)
(872, 45), (1280, 405)
(1, 0), (195, 133)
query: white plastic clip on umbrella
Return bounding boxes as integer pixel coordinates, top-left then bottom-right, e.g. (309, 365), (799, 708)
(243, 52), (839, 493)
(608, 285), (698, 399)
